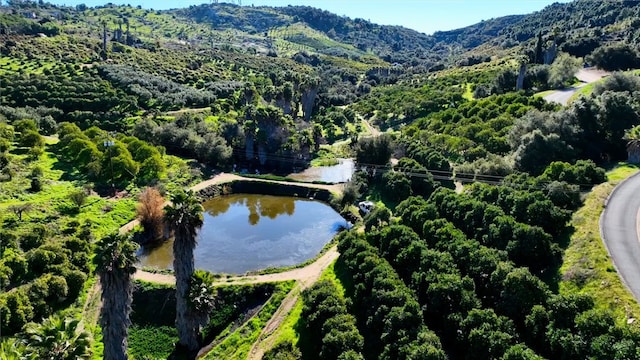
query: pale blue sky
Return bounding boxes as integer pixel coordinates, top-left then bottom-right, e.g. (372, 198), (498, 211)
(46, 0), (573, 34)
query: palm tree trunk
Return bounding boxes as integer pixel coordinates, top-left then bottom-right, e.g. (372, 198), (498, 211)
(100, 270), (133, 360)
(174, 229), (200, 352)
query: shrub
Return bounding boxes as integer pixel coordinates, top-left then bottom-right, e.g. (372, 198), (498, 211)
(68, 190), (88, 210)
(264, 341), (302, 360)
(19, 130), (44, 148)
(20, 224), (48, 251)
(1, 288), (34, 335)
(30, 176), (43, 192)
(62, 269), (87, 299)
(136, 187), (165, 242)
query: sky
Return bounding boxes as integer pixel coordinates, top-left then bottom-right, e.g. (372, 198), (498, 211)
(45, 0), (573, 35)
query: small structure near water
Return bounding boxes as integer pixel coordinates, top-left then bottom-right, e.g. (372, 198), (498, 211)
(358, 201), (375, 215)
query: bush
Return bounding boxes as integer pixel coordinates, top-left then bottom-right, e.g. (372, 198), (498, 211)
(128, 326), (178, 360)
(62, 269), (87, 299)
(264, 341), (303, 360)
(19, 130), (44, 148)
(1, 288), (34, 335)
(68, 190), (88, 210)
(136, 187), (165, 242)
(30, 176), (43, 192)
(20, 225), (48, 251)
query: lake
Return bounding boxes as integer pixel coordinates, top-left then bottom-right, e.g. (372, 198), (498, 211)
(137, 194), (348, 274)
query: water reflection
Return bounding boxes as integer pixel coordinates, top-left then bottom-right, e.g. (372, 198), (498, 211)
(288, 158), (355, 183)
(204, 195), (296, 226)
(138, 194), (347, 274)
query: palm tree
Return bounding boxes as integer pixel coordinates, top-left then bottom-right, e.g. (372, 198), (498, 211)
(23, 315), (91, 360)
(164, 190), (204, 353)
(625, 125), (640, 164)
(94, 233), (138, 360)
(1, 338), (33, 360)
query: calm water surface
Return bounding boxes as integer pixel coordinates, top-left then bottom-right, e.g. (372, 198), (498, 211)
(137, 194), (348, 274)
(287, 158), (354, 183)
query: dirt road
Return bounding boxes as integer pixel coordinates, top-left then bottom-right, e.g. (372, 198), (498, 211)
(134, 245), (339, 287)
(136, 245), (341, 360)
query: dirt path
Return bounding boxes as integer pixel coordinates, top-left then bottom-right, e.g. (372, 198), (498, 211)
(135, 246), (340, 359)
(165, 107), (212, 116)
(246, 247), (338, 360)
(190, 173), (345, 193)
(359, 114), (381, 137)
(134, 245), (339, 287)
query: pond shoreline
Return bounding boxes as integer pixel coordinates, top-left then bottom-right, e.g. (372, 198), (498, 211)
(196, 180), (332, 202)
(195, 178), (357, 223)
(137, 176), (356, 275)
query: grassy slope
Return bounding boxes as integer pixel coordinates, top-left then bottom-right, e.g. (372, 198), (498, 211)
(202, 281), (295, 359)
(0, 140), (137, 239)
(560, 163), (640, 323)
(266, 260), (347, 354)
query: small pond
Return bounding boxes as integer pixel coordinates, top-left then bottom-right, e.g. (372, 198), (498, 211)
(287, 158), (355, 183)
(137, 194), (348, 274)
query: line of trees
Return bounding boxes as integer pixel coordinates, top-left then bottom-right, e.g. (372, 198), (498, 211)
(337, 230), (447, 360)
(300, 280), (364, 359)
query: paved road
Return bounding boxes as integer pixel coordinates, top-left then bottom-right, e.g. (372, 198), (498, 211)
(544, 68), (609, 106)
(601, 172), (640, 300)
(544, 87), (581, 106)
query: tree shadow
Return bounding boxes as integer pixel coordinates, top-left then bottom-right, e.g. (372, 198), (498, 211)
(48, 145), (90, 183)
(541, 225), (576, 293)
(57, 203), (80, 216)
(295, 315), (315, 360)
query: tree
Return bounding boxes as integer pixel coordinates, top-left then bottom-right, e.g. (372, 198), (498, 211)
(499, 267), (550, 325)
(534, 32), (544, 64)
(164, 190), (204, 354)
(501, 344), (544, 360)
(587, 44), (640, 71)
(625, 125), (640, 164)
(94, 233), (138, 360)
(263, 341), (302, 360)
(355, 134), (393, 166)
(513, 130), (576, 175)
(548, 53), (581, 89)
(593, 72), (640, 96)
(597, 91), (640, 159)
(19, 130), (44, 148)
(23, 315), (91, 360)
(187, 270), (218, 331)
(363, 205), (391, 232)
(382, 171), (412, 203)
(8, 203), (33, 221)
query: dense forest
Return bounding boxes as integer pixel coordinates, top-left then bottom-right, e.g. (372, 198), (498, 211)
(2, 0), (640, 359)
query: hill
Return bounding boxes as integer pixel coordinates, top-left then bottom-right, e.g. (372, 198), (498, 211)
(3, 1), (640, 359)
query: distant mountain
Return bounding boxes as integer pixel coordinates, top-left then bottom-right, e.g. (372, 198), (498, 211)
(2, 0), (640, 72)
(174, 0), (640, 69)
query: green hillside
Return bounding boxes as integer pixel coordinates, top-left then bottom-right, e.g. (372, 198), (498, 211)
(3, 0), (640, 359)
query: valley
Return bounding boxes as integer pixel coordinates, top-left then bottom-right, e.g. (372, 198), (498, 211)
(3, 0), (640, 359)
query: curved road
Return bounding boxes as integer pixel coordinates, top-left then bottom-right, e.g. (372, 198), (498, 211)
(601, 172), (640, 300)
(543, 68), (609, 106)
